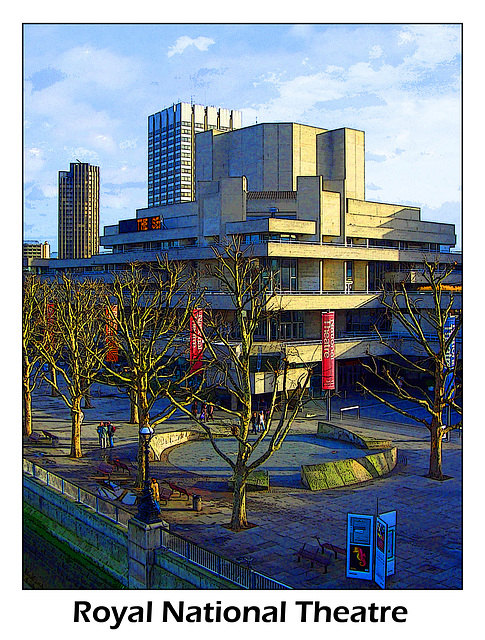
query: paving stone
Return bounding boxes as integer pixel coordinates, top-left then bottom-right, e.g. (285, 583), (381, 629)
(24, 385), (462, 590)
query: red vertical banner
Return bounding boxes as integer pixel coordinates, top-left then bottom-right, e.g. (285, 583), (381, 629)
(322, 311), (335, 390)
(190, 309), (204, 373)
(105, 305), (118, 362)
(46, 302), (55, 343)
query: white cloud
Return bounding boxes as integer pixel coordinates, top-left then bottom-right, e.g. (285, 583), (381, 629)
(167, 36), (215, 58)
(369, 45), (383, 59)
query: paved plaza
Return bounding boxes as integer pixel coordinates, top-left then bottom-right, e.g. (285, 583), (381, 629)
(23, 382), (463, 590)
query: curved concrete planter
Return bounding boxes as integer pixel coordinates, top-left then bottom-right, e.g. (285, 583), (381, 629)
(149, 430), (206, 461)
(301, 446), (398, 490)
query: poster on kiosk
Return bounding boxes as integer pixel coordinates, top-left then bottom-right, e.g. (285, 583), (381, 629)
(346, 514), (374, 580)
(375, 511), (397, 589)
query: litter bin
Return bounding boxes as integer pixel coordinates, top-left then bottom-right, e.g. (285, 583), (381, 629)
(192, 494), (202, 511)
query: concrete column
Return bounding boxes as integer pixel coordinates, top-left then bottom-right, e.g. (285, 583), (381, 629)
(128, 517), (169, 589)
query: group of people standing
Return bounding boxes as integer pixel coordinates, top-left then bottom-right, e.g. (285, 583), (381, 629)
(191, 401), (214, 423)
(96, 420), (116, 448)
(250, 409), (268, 434)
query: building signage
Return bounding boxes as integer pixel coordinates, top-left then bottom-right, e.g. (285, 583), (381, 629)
(380, 510), (397, 576)
(119, 216), (163, 234)
(46, 302), (55, 344)
(190, 309), (204, 373)
(257, 345), (262, 372)
(375, 517), (388, 589)
(105, 305), (118, 363)
(346, 513), (374, 580)
(444, 315), (456, 399)
(321, 311), (335, 390)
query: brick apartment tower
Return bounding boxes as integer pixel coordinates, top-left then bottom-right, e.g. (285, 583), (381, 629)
(58, 162), (100, 259)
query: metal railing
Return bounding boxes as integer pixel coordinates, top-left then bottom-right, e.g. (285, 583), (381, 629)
(23, 458), (291, 590)
(23, 458), (133, 528)
(158, 529), (289, 589)
(340, 406), (360, 420)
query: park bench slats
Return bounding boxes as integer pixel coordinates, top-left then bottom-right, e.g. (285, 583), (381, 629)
(295, 543), (331, 573)
(163, 480), (192, 499)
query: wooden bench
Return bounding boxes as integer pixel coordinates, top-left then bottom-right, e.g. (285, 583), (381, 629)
(42, 430), (60, 446)
(96, 463), (115, 481)
(295, 544), (331, 573)
(163, 480), (192, 499)
(112, 458), (131, 475)
(315, 537), (346, 559)
(159, 487), (173, 505)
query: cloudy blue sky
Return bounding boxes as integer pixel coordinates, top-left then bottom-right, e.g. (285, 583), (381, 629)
(23, 23), (462, 252)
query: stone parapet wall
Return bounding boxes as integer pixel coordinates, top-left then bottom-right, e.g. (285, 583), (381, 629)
(23, 474), (129, 585)
(23, 472), (242, 590)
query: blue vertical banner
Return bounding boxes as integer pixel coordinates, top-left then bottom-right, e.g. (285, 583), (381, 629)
(374, 517), (388, 589)
(444, 315), (456, 399)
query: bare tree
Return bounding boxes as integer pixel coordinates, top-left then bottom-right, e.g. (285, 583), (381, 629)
(100, 259), (202, 486)
(22, 275), (46, 436)
(359, 259), (462, 480)
(166, 240), (313, 531)
(36, 275), (109, 458)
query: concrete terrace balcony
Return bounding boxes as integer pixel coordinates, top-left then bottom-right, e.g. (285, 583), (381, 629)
(203, 288), (382, 311)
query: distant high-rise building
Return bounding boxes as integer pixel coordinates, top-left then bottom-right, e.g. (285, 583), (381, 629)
(23, 240), (50, 259)
(148, 102), (242, 207)
(58, 162), (100, 260)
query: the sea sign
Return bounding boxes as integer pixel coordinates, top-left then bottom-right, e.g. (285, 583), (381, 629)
(105, 305), (118, 363)
(444, 316), (456, 398)
(190, 309), (204, 373)
(322, 311), (335, 390)
(346, 513), (374, 580)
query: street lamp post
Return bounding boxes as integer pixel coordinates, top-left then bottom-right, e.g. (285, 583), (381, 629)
(135, 425), (162, 524)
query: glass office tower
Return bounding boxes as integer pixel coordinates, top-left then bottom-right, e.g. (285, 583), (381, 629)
(148, 102), (242, 207)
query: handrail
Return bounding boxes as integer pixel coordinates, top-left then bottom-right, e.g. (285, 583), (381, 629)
(23, 458), (290, 590)
(340, 406), (360, 420)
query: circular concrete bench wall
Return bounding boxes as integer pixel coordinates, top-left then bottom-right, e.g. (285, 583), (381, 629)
(149, 430), (205, 461)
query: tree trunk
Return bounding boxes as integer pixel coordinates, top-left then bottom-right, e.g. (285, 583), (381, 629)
(83, 387), (93, 409)
(136, 384), (150, 488)
(23, 377), (32, 437)
(428, 421), (444, 480)
(70, 396), (83, 458)
(129, 389), (139, 424)
(229, 465), (249, 531)
(50, 364), (60, 397)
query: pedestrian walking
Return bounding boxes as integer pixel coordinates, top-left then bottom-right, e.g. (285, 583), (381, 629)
(106, 421), (116, 448)
(96, 422), (105, 448)
(250, 411), (258, 434)
(258, 410), (265, 432)
(207, 403), (214, 421)
(200, 403), (207, 422)
(150, 478), (161, 510)
(191, 400), (198, 417)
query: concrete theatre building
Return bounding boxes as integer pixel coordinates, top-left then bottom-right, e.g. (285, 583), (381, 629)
(47, 118), (461, 397)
